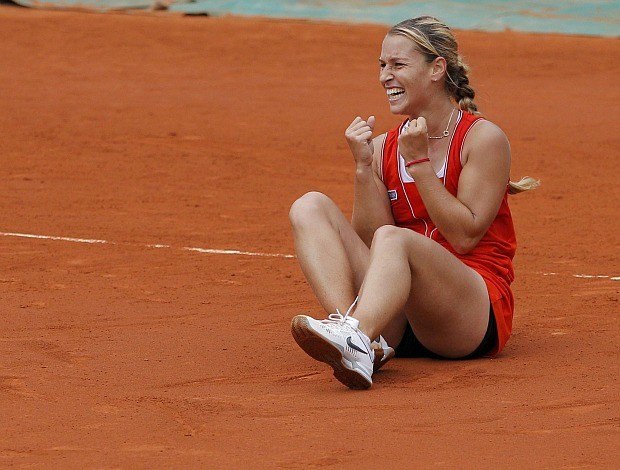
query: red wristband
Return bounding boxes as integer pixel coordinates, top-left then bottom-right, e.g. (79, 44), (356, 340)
(405, 158), (430, 168)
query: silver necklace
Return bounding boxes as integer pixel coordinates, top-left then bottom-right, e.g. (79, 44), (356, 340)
(428, 109), (456, 139)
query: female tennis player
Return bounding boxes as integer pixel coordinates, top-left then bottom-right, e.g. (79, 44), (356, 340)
(290, 16), (537, 389)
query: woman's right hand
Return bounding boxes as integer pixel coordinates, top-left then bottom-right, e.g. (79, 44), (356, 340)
(345, 116), (376, 168)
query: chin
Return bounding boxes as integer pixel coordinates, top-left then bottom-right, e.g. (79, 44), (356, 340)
(388, 102), (408, 116)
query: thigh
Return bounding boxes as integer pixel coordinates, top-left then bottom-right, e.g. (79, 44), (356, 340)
(396, 306), (497, 359)
(327, 202), (371, 293)
(291, 192), (371, 291)
(397, 229), (490, 358)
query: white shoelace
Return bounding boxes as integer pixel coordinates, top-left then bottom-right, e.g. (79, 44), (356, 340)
(323, 296), (359, 326)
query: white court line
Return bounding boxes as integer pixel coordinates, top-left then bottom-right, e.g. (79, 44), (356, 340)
(574, 274), (620, 280)
(0, 231), (110, 245)
(1, 231), (617, 273)
(0, 231), (295, 259)
(183, 246), (292, 258)
(540, 272), (619, 281)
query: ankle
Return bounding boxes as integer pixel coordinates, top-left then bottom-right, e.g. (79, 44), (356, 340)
(349, 315), (374, 345)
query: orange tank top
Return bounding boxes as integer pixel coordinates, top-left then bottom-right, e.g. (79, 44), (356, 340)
(380, 110), (517, 356)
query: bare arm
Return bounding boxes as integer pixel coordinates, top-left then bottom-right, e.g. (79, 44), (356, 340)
(400, 117), (510, 254)
(345, 116), (394, 247)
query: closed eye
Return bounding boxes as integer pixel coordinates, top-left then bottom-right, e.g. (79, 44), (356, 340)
(379, 61), (407, 70)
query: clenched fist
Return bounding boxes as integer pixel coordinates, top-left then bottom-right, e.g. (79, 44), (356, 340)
(345, 115), (376, 168)
(398, 117), (429, 163)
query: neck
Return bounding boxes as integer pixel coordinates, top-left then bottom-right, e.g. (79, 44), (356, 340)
(427, 101), (457, 136)
(409, 98), (455, 129)
(408, 104), (455, 142)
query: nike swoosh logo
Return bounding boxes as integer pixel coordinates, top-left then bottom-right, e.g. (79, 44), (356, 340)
(346, 336), (368, 355)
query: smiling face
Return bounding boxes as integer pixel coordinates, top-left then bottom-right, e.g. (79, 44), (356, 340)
(379, 34), (435, 116)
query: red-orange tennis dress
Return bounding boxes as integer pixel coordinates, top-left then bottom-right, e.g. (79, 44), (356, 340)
(380, 110), (516, 356)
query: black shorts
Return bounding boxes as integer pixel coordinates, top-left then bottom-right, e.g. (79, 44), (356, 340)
(395, 306), (498, 359)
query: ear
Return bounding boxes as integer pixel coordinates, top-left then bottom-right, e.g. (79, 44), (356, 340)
(430, 56), (447, 82)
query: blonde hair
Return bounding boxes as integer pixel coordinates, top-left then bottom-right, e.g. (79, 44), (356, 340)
(389, 16), (539, 195)
(388, 16), (479, 115)
(508, 176), (540, 194)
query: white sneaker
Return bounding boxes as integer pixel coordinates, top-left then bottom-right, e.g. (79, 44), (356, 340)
(291, 312), (374, 390)
(371, 335), (395, 373)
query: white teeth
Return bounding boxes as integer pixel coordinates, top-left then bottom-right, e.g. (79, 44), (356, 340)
(386, 88), (404, 97)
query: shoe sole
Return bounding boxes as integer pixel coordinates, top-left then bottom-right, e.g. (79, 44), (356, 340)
(291, 315), (371, 390)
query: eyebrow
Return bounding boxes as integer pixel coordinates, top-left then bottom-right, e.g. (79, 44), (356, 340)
(379, 56), (409, 62)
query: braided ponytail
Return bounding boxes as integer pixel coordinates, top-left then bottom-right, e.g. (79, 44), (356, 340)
(388, 16), (539, 195)
(448, 60), (479, 115)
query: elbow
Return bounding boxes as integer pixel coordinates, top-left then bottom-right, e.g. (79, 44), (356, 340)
(450, 234), (482, 255)
(353, 221), (392, 248)
(448, 213), (487, 254)
(451, 242), (473, 256)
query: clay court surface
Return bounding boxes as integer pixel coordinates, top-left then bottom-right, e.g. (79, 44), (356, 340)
(1, 7), (618, 468)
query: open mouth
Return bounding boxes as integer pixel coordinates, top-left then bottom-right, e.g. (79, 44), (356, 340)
(386, 87), (405, 101)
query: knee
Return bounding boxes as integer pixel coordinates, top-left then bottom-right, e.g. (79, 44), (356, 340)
(289, 191), (334, 228)
(372, 224), (406, 245)
(372, 224), (427, 251)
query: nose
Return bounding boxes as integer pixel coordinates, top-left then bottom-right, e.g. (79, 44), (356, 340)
(379, 66), (392, 85)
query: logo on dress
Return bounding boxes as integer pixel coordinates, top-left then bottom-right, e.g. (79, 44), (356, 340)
(388, 189), (398, 201)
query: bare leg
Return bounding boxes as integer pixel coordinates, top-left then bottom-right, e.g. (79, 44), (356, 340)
(353, 225), (490, 358)
(289, 192), (370, 314)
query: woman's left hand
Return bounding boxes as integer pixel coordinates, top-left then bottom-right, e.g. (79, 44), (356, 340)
(398, 117), (429, 163)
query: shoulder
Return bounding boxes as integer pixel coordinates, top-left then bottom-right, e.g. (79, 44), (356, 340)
(372, 132), (388, 150)
(467, 118), (508, 145)
(462, 118), (510, 165)
(374, 122), (402, 152)
(372, 132), (388, 174)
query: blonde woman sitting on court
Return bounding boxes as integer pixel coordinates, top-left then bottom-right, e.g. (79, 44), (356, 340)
(289, 16), (538, 389)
